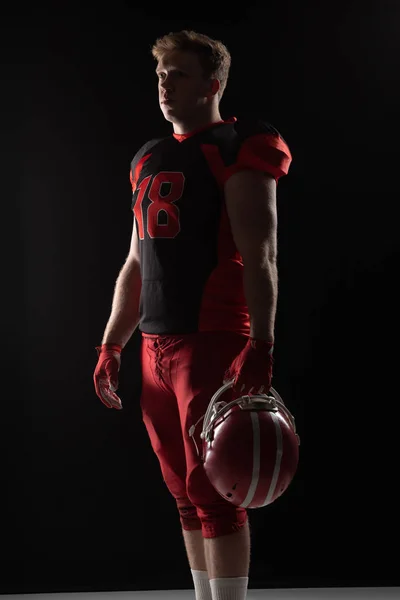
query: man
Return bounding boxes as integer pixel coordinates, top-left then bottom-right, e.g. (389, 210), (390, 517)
(94, 30), (292, 600)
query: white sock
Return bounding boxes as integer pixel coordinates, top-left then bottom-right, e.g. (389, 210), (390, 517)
(191, 569), (212, 600)
(209, 577), (249, 600)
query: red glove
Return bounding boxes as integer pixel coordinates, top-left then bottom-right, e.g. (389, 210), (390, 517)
(93, 343), (123, 410)
(223, 337), (274, 398)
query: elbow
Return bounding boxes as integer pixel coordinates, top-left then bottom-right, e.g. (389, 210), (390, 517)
(241, 248), (277, 270)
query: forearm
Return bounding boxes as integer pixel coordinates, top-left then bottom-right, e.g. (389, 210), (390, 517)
(102, 260), (142, 348)
(243, 259), (278, 343)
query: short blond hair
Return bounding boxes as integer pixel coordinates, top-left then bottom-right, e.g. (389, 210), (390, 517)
(151, 30), (231, 101)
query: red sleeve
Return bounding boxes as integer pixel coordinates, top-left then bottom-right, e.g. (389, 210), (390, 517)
(224, 132), (292, 184)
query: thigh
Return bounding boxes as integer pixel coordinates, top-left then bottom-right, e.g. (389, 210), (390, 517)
(140, 336), (188, 499)
(174, 330), (248, 435)
(173, 331), (249, 501)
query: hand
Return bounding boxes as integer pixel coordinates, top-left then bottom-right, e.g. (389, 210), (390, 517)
(223, 338), (274, 398)
(93, 343), (123, 410)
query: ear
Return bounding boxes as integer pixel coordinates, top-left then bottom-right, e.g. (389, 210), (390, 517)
(207, 78), (220, 98)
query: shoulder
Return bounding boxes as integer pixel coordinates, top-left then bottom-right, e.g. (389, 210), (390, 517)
(235, 117), (282, 138)
(129, 137), (168, 192)
(224, 116), (293, 182)
(130, 137), (166, 168)
(234, 116), (291, 150)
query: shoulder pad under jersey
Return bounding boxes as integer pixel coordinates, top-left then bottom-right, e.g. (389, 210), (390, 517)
(129, 137), (165, 192)
(130, 137), (164, 168)
(234, 117), (288, 144)
(231, 117), (292, 180)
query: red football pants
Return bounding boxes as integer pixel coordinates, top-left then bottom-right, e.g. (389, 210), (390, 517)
(140, 330), (249, 538)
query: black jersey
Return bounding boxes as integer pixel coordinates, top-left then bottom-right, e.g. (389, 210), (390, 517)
(130, 116), (292, 335)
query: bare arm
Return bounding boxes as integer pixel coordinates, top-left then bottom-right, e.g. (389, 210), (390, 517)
(224, 170), (278, 343)
(101, 216), (142, 348)
(242, 260), (277, 343)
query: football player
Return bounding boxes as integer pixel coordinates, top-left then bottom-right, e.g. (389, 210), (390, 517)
(94, 29), (292, 600)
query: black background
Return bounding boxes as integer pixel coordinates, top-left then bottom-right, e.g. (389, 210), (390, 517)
(4, 0), (400, 594)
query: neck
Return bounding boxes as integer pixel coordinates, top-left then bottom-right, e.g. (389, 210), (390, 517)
(173, 105), (222, 135)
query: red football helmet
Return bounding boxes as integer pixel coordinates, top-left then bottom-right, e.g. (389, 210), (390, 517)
(189, 380), (300, 509)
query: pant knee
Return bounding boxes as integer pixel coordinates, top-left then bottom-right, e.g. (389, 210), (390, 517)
(176, 498), (202, 530)
(176, 497), (248, 537)
(197, 505), (248, 539)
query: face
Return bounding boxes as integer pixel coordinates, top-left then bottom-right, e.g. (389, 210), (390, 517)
(156, 50), (218, 127)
